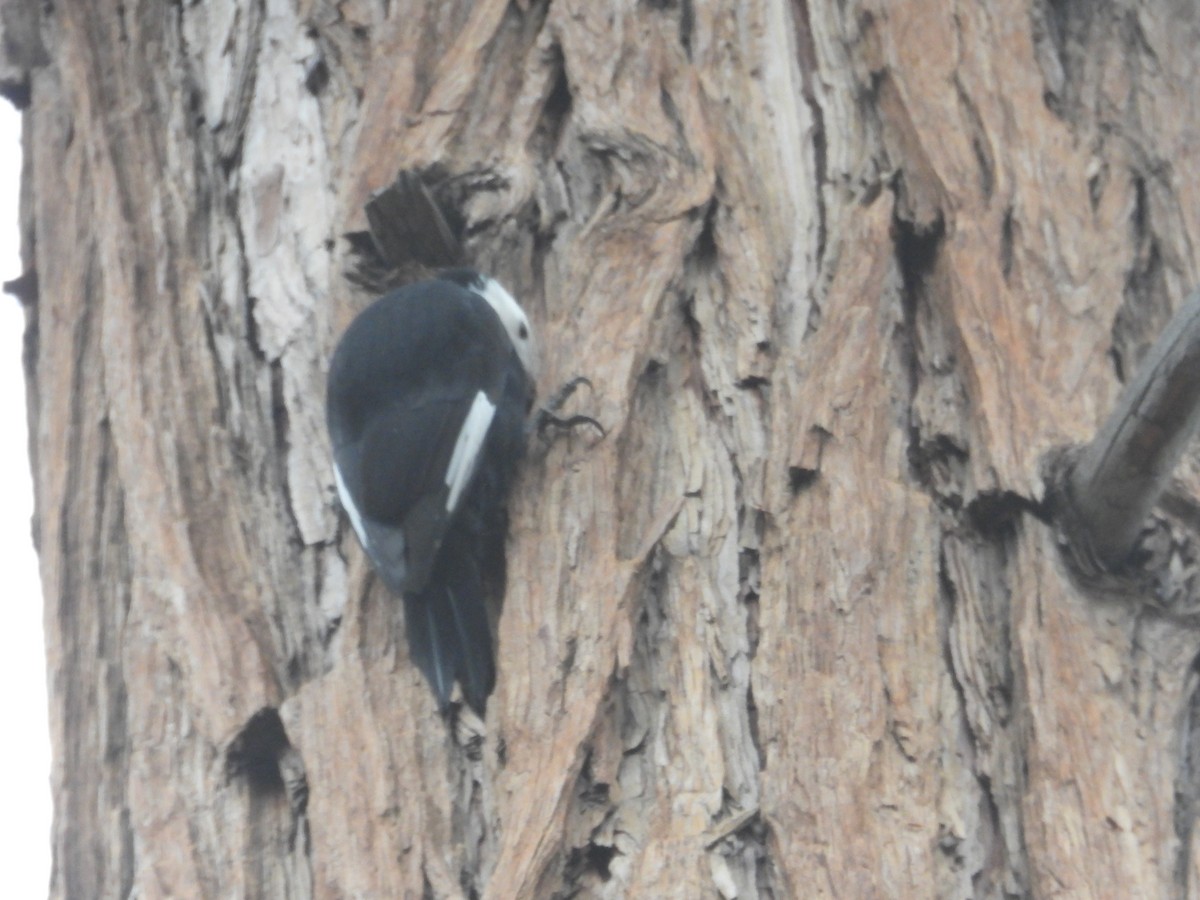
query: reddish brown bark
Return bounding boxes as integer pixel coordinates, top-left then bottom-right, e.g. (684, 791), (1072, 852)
(9, 0), (1200, 896)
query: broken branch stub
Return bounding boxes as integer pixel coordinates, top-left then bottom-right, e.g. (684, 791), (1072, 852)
(1061, 288), (1200, 571)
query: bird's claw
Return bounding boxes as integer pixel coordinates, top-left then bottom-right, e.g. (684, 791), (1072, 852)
(533, 376), (605, 439)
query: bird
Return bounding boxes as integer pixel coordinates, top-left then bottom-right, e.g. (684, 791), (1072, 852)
(326, 268), (537, 714)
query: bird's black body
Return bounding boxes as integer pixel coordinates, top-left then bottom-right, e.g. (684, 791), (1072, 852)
(326, 270), (535, 713)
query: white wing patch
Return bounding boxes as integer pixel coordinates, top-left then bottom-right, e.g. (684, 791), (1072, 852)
(334, 463), (371, 552)
(444, 391), (497, 513)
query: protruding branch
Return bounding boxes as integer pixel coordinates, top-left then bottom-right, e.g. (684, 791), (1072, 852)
(1060, 288), (1200, 570)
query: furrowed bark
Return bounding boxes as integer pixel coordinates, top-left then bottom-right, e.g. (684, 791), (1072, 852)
(8, 0), (1200, 897)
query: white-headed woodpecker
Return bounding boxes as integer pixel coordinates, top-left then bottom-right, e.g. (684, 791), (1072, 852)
(326, 269), (537, 713)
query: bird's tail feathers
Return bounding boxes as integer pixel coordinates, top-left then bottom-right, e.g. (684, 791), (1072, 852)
(403, 554), (496, 714)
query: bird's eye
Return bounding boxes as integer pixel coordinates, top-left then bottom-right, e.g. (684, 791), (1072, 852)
(518, 324), (529, 340)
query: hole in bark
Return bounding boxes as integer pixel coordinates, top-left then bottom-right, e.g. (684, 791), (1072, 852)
(788, 466), (818, 494)
(580, 780), (610, 806)
(788, 427), (830, 496)
(227, 708), (290, 797)
(787, 466), (817, 493)
(966, 490), (1038, 539)
(736, 375), (769, 390)
(894, 214), (945, 293)
(565, 842), (617, 882)
(304, 53), (329, 95)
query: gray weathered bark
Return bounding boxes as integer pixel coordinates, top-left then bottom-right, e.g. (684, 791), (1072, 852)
(9, 0), (1200, 896)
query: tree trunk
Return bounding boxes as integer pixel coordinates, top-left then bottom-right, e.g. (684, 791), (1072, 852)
(10, 0), (1200, 896)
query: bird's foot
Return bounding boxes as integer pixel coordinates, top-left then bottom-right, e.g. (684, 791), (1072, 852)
(533, 376), (605, 438)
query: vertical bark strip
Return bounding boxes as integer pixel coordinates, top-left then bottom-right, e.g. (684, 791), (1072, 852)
(8, 0), (1200, 896)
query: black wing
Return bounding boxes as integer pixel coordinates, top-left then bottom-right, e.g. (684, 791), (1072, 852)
(327, 284), (513, 595)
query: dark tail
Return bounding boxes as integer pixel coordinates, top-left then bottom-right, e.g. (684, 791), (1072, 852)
(402, 539), (496, 714)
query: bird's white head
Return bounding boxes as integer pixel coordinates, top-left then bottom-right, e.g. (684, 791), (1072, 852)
(475, 275), (539, 378)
